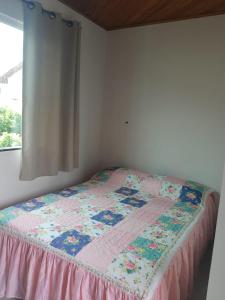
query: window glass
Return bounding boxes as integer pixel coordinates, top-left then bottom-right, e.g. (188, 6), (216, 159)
(0, 20), (23, 150)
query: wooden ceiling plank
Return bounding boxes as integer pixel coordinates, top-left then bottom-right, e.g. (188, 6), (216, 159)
(58, 0), (225, 30)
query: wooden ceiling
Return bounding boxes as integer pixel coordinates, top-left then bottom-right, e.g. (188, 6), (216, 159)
(59, 0), (225, 30)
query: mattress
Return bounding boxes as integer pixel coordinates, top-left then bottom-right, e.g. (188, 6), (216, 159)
(0, 167), (218, 300)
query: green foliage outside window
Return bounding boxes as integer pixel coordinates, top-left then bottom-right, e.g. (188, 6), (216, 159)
(0, 106), (22, 148)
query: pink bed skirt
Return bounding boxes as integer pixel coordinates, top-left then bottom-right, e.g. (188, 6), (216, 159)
(0, 194), (218, 300)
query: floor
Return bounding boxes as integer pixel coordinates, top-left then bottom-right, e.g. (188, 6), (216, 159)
(190, 245), (213, 300)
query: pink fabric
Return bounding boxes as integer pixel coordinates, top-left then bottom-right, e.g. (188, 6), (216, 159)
(131, 197), (174, 223)
(148, 193), (218, 300)
(141, 178), (162, 196)
(76, 198), (174, 272)
(107, 170), (129, 186)
(0, 194), (218, 300)
(0, 233), (137, 300)
(84, 185), (117, 197)
(88, 197), (117, 209)
(53, 199), (81, 211)
(9, 215), (44, 232)
(165, 176), (186, 185)
(55, 213), (87, 227)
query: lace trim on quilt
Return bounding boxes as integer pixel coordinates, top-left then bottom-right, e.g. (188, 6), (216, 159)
(0, 189), (213, 299)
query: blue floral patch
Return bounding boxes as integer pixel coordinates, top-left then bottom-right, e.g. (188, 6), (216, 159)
(50, 230), (91, 256)
(179, 186), (202, 205)
(186, 180), (206, 193)
(14, 199), (45, 212)
(120, 197), (147, 208)
(54, 188), (79, 197)
(130, 237), (166, 261)
(91, 210), (124, 226)
(115, 187), (138, 196)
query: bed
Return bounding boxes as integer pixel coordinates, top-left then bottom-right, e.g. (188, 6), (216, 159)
(0, 167), (218, 300)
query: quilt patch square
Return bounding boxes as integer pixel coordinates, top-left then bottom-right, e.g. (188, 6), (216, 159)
(14, 199), (45, 212)
(55, 213), (87, 228)
(28, 222), (67, 242)
(0, 207), (21, 225)
(129, 237), (166, 261)
(115, 187), (138, 197)
(91, 210), (124, 226)
(158, 215), (184, 232)
(50, 230), (91, 256)
(91, 170), (112, 182)
(120, 197), (147, 208)
(186, 180), (206, 193)
(31, 206), (64, 221)
(39, 194), (58, 205)
(54, 188), (79, 198)
(160, 182), (182, 201)
(9, 214), (44, 232)
(174, 201), (198, 214)
(179, 186), (202, 205)
(52, 199), (81, 212)
(107, 251), (155, 297)
(141, 224), (175, 246)
(73, 219), (110, 238)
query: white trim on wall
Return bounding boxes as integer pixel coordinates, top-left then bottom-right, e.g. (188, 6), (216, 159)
(207, 163), (225, 300)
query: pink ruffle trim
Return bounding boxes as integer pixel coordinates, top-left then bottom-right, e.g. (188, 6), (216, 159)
(0, 194), (218, 300)
(149, 193), (218, 300)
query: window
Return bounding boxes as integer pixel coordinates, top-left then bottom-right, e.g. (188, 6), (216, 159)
(0, 18), (23, 151)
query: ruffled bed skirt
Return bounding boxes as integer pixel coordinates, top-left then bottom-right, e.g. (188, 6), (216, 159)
(0, 195), (218, 300)
(149, 194), (218, 300)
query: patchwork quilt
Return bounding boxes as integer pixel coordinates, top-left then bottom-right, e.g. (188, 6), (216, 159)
(0, 167), (213, 299)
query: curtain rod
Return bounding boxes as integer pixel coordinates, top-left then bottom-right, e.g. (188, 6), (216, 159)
(22, 0), (82, 29)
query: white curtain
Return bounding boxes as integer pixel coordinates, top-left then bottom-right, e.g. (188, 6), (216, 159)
(20, 1), (80, 180)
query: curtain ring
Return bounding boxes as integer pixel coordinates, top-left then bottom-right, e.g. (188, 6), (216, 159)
(67, 21), (74, 27)
(49, 12), (56, 19)
(25, 1), (35, 9)
(64, 20), (74, 27)
(67, 21), (73, 27)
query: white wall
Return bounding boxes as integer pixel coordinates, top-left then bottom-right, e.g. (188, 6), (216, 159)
(101, 15), (225, 191)
(0, 0), (107, 209)
(1, 4), (224, 209)
(207, 164), (225, 300)
(0, 3), (224, 300)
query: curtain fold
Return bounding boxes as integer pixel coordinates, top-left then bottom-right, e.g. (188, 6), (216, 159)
(20, 1), (80, 180)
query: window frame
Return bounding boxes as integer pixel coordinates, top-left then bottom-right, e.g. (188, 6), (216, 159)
(0, 12), (23, 152)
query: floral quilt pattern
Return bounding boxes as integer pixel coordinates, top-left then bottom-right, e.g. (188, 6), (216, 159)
(14, 198), (46, 212)
(91, 210), (124, 226)
(0, 167), (212, 299)
(50, 230), (91, 256)
(121, 197), (147, 208)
